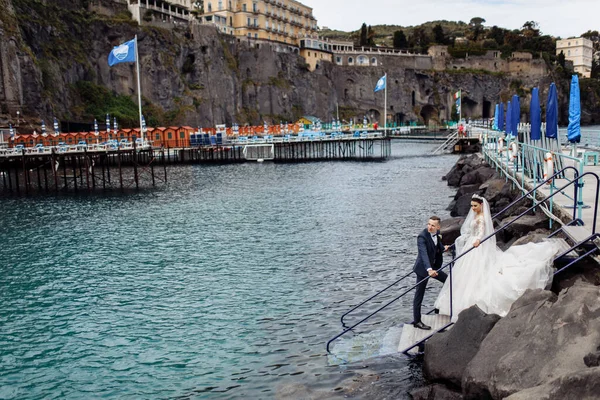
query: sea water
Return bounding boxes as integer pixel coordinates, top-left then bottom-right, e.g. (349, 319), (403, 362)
(0, 142), (458, 399)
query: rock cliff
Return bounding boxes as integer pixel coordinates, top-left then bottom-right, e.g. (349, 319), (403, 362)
(0, 0), (582, 130)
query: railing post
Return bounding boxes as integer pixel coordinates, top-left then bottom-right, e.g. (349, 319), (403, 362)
(577, 158), (585, 221)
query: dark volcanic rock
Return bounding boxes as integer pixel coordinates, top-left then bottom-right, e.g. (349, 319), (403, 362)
(450, 194), (474, 217)
(504, 367), (600, 400)
(441, 217), (465, 246)
(454, 184), (481, 200)
(462, 281), (600, 399)
(510, 231), (551, 247)
(584, 346), (600, 368)
(424, 306), (500, 387)
(410, 384), (464, 400)
(499, 213), (548, 239)
(479, 179), (508, 203)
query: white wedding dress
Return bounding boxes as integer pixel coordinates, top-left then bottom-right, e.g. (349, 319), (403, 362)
(434, 198), (561, 320)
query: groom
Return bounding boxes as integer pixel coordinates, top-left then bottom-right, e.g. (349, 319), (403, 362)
(412, 216), (449, 330)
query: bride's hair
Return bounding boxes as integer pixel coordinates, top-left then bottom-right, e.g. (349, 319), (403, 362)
(471, 194), (485, 204)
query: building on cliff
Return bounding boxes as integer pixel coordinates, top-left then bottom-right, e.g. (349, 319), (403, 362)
(126, 0), (193, 25)
(556, 37), (593, 78)
(201, 0), (317, 44)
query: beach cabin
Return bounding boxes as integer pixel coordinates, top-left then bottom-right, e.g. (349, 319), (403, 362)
(297, 116), (320, 130)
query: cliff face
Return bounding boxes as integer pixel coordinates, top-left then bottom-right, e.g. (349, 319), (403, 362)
(0, 0), (587, 130)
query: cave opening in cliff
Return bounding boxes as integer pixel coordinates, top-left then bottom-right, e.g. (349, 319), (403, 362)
(420, 105), (437, 125)
(462, 97), (478, 119)
(395, 113), (405, 124)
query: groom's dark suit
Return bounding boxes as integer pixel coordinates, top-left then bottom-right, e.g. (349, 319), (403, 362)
(412, 229), (448, 324)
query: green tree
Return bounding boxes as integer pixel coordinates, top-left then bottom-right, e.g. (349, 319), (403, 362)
(557, 51), (566, 68)
(486, 26), (507, 47)
(433, 24), (446, 44)
(521, 21), (540, 38)
(359, 23), (368, 46)
(393, 30), (408, 49)
(367, 25), (376, 46)
(467, 17), (486, 41)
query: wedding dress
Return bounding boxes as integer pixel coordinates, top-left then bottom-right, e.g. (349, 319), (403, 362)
(434, 198), (560, 320)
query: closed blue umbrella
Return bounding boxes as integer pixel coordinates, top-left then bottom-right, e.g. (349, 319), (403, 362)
(498, 102), (504, 132)
(567, 75), (581, 143)
(530, 88), (541, 141)
(41, 120), (46, 136)
(506, 100), (512, 136)
(493, 104), (499, 130)
(511, 95), (520, 140)
(546, 83), (558, 139)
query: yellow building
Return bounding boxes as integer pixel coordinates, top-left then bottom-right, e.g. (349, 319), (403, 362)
(556, 37), (593, 78)
(201, 0), (318, 44)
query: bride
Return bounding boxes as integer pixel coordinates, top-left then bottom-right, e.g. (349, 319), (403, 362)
(434, 194), (560, 320)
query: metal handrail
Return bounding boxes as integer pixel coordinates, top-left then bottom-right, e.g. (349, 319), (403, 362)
(326, 169), (600, 354)
(339, 166), (579, 327)
(399, 171), (600, 354)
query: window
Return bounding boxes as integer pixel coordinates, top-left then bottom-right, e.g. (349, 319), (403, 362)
(254, 18), (257, 26)
(247, 17), (250, 25)
(208, 3), (212, 11)
(253, 2), (257, 12)
(218, 0), (222, 10)
(242, 3), (247, 11)
(255, 33), (258, 38)
(308, 51), (310, 56)
(155, 133), (160, 140)
(348, 57), (353, 64)
(168, 132), (172, 139)
(336, 56), (342, 64)
(180, 131), (185, 139)
(371, 57), (377, 66)
(248, 33), (251, 38)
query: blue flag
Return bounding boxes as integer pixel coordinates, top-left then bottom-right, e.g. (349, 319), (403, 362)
(108, 39), (136, 66)
(374, 75), (386, 92)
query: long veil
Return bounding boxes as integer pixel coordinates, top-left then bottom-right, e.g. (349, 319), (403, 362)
(456, 198), (497, 260)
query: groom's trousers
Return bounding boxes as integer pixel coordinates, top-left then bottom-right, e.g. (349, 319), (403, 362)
(413, 270), (448, 324)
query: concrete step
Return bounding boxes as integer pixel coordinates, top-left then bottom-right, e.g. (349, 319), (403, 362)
(398, 314), (452, 355)
(552, 238), (580, 260)
(563, 225), (592, 243)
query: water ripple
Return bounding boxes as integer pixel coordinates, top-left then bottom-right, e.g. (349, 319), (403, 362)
(0, 142), (457, 399)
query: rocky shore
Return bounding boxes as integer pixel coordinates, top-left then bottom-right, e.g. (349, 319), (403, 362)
(278, 154), (600, 399)
(412, 154), (600, 400)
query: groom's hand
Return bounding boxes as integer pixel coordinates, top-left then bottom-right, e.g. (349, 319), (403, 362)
(428, 269), (438, 277)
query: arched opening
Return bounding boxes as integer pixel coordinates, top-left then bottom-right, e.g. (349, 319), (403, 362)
(371, 57), (377, 66)
(395, 112), (406, 125)
(420, 105), (437, 125)
(348, 57), (354, 65)
(411, 91), (416, 107)
(368, 109), (381, 125)
(482, 100), (492, 119)
(462, 97), (478, 119)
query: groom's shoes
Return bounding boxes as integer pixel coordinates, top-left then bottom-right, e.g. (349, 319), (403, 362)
(413, 321), (431, 330)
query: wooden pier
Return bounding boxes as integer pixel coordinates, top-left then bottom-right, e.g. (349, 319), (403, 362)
(0, 136), (391, 194)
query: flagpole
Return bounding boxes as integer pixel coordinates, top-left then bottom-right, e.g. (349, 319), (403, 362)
(459, 89), (462, 124)
(384, 72), (387, 135)
(134, 35), (144, 143)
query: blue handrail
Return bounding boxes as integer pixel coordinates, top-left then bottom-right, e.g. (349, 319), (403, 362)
(338, 165), (580, 328)
(327, 168), (599, 354)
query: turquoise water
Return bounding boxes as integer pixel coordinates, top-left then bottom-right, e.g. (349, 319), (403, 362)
(0, 142), (457, 399)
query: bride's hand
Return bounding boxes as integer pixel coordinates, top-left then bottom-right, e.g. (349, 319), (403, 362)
(473, 239), (481, 247)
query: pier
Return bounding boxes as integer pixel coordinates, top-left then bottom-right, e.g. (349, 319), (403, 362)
(0, 135), (391, 194)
